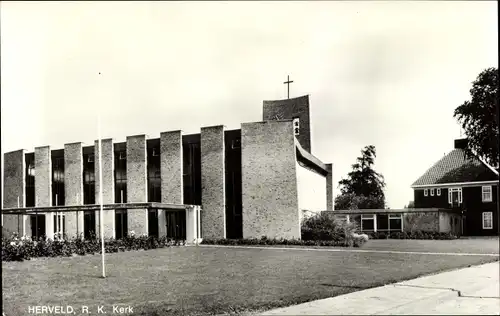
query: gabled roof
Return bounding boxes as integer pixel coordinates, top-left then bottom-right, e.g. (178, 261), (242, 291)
(411, 148), (498, 187)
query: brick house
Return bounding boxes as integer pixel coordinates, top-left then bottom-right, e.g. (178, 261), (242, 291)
(2, 95), (335, 243)
(411, 139), (499, 236)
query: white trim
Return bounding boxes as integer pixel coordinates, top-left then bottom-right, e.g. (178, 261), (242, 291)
(477, 156), (499, 176)
(482, 212), (493, 229)
(482, 185), (493, 202)
(424, 189), (428, 197)
(412, 180), (498, 189)
(437, 188), (441, 196)
(430, 188), (435, 196)
(361, 214), (376, 232)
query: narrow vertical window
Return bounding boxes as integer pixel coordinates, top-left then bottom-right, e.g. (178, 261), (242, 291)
(424, 189), (428, 197)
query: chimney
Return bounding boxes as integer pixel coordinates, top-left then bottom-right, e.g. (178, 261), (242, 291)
(454, 138), (468, 149)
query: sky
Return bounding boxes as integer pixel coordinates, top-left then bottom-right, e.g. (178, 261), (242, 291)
(1, 1), (498, 210)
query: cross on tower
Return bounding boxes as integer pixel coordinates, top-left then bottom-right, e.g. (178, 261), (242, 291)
(283, 75), (293, 99)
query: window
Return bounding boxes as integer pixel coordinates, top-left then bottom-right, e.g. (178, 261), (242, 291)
(293, 117), (300, 136)
(83, 211), (96, 239)
(376, 214), (389, 231)
(25, 154), (35, 207)
(115, 210), (128, 239)
(148, 209), (159, 238)
(52, 155), (65, 206)
(430, 189), (435, 196)
(53, 214), (66, 237)
(482, 186), (492, 202)
(361, 214), (375, 231)
(389, 214), (403, 231)
(424, 189), (428, 197)
(30, 214), (46, 240)
(437, 188), (441, 196)
(115, 150), (127, 203)
(448, 188), (462, 206)
(83, 153), (95, 205)
(148, 146), (161, 202)
(482, 212), (493, 229)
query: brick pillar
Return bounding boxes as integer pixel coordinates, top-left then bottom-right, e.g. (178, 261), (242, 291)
(160, 130), (183, 237)
(127, 135), (148, 235)
(201, 125), (226, 239)
(326, 163), (334, 212)
(64, 143), (84, 239)
(2, 150), (26, 236)
(95, 139), (115, 239)
(35, 146), (53, 239)
(241, 121), (300, 240)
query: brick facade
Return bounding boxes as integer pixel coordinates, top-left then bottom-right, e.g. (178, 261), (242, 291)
(200, 125), (226, 239)
(94, 139), (115, 238)
(263, 95), (312, 153)
(126, 135), (148, 235)
(35, 146), (54, 239)
(160, 131), (183, 237)
(2, 150), (26, 235)
(64, 143), (83, 238)
(241, 120), (300, 239)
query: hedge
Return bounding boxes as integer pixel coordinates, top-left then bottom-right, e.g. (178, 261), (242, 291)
(368, 231), (458, 240)
(201, 235), (367, 248)
(2, 233), (185, 262)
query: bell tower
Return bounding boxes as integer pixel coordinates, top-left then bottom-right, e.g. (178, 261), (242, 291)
(262, 95), (312, 153)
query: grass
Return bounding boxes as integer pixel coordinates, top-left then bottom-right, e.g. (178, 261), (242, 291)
(2, 239), (499, 316)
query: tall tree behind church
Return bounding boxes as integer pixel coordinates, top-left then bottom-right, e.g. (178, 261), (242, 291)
(335, 145), (386, 209)
(454, 67), (498, 167)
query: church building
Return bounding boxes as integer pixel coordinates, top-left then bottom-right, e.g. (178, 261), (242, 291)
(2, 95), (334, 243)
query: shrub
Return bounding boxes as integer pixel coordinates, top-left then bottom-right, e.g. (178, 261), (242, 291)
(300, 213), (366, 247)
(368, 231), (458, 240)
(1, 232), (185, 262)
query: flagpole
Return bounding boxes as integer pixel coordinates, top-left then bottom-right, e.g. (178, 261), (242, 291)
(98, 72), (106, 278)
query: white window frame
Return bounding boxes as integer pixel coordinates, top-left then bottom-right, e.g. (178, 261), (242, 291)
(361, 214), (376, 232)
(482, 186), (492, 202)
(437, 188), (441, 196)
(448, 187), (462, 205)
(482, 212), (493, 229)
(430, 188), (435, 196)
(388, 214), (404, 232)
(424, 189), (428, 197)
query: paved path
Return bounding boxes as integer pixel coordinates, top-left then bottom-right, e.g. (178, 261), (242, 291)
(260, 261), (500, 315)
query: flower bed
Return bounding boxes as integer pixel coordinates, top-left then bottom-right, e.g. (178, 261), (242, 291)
(1, 232), (185, 262)
(368, 231), (458, 240)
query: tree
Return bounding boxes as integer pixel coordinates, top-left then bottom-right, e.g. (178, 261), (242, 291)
(335, 145), (386, 209)
(335, 193), (385, 210)
(453, 67), (499, 167)
(405, 201), (415, 209)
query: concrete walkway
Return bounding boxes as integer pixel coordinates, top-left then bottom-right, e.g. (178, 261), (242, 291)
(261, 261), (500, 315)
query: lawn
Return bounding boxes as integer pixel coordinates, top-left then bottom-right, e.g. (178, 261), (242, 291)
(2, 239), (499, 316)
